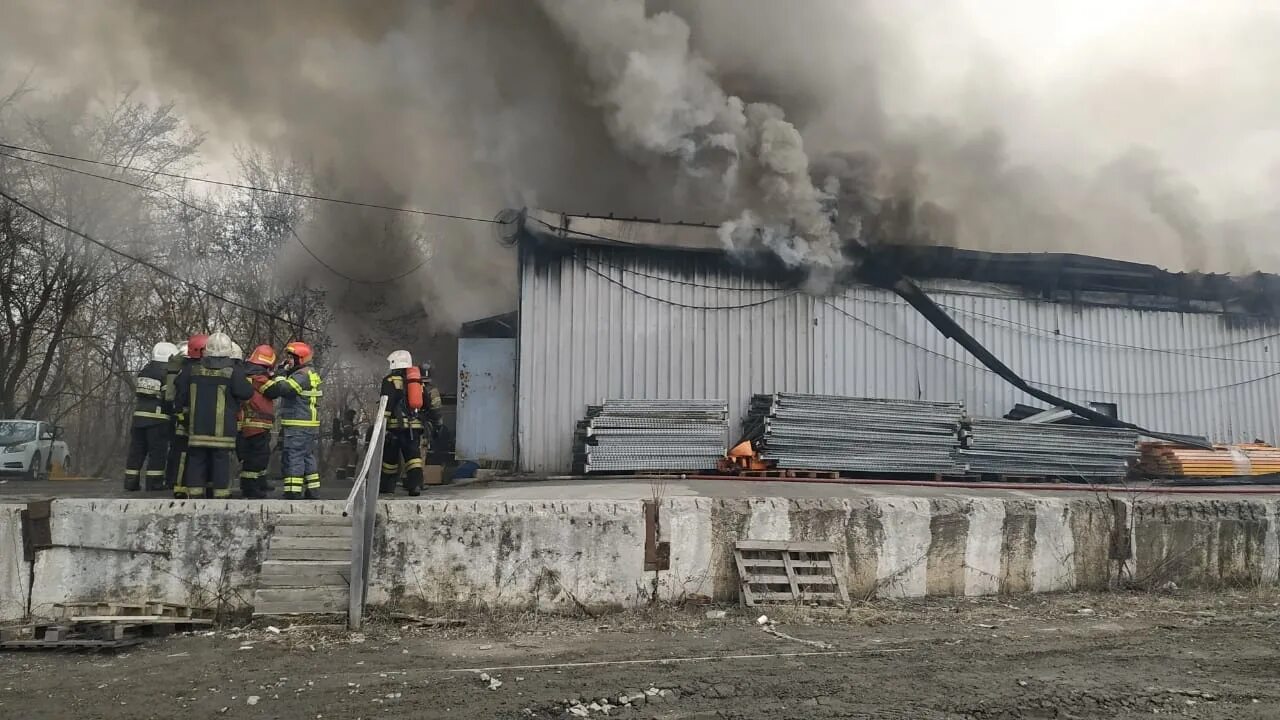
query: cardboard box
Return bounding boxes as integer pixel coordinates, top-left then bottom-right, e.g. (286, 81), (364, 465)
(423, 465), (444, 486)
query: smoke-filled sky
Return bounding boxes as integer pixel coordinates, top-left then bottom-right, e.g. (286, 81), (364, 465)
(2, 0), (1279, 333)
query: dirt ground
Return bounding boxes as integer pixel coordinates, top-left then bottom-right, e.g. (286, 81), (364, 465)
(2, 591), (1278, 720)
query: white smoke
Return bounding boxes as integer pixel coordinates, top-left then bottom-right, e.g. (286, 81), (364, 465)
(537, 0), (848, 284)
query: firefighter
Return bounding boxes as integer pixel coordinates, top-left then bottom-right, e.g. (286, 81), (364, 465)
(417, 361), (447, 469)
(380, 350), (424, 496)
(262, 341), (323, 499)
(165, 334), (206, 497)
(124, 341), (178, 491)
(174, 332), (252, 499)
(328, 408), (359, 481)
(237, 345), (277, 499)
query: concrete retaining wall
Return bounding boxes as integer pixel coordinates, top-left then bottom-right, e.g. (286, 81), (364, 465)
(0, 504), (30, 621)
(370, 500), (645, 609)
(1, 494), (1277, 620)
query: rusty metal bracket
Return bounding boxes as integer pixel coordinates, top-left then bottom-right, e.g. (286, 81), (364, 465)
(1109, 498), (1133, 561)
(20, 500), (52, 563)
(643, 500), (670, 572)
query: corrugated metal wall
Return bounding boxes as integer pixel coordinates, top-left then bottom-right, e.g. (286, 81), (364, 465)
(518, 247), (1280, 473)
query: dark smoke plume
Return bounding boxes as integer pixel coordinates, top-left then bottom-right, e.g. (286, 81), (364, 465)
(3, 0), (1280, 352)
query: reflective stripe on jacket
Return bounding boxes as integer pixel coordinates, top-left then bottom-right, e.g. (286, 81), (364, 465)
(175, 358), (254, 449)
(165, 355), (194, 436)
(263, 365), (323, 428)
(381, 372), (423, 430)
(133, 360), (171, 427)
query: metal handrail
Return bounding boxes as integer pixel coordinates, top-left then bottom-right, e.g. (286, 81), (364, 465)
(346, 395), (388, 630)
(344, 395), (388, 517)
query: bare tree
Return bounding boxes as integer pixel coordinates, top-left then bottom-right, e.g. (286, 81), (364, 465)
(0, 87), (342, 475)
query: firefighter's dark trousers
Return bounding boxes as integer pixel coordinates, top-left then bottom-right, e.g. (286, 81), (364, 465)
(124, 423), (169, 491)
(380, 428), (423, 494)
(166, 431), (189, 495)
(281, 427), (319, 498)
(237, 432), (272, 498)
(183, 447), (232, 499)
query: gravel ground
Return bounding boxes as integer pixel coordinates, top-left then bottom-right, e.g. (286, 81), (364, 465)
(3, 590), (1279, 719)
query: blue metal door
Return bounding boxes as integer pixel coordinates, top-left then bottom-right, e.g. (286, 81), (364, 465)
(457, 339), (516, 462)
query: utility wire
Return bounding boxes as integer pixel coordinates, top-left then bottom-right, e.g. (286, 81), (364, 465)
(830, 294), (1280, 365)
(0, 147), (428, 285)
(0, 139), (500, 224)
(0, 185), (320, 334)
(820, 301), (1280, 396)
(0, 148), (259, 221)
(582, 263), (797, 310)
(585, 251), (1280, 364)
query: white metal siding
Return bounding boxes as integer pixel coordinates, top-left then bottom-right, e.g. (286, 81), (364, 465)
(519, 249), (1280, 473)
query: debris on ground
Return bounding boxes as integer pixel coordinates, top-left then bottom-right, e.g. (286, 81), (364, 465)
(4, 592), (1279, 719)
(388, 614), (467, 629)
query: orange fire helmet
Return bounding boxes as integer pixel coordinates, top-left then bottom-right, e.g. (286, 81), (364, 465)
(247, 345), (277, 368)
(284, 340), (313, 365)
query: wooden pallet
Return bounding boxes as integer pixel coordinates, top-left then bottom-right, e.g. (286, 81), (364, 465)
(253, 515), (353, 616)
(1, 639), (143, 651)
(53, 601), (212, 620)
(735, 469), (840, 479)
(733, 540), (849, 607)
(1, 616), (213, 649)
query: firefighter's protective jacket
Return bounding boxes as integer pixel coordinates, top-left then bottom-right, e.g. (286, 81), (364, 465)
(164, 355), (196, 436)
(422, 380), (444, 428)
(381, 371), (422, 431)
(238, 366), (275, 437)
(262, 365), (323, 428)
(132, 360), (171, 428)
(174, 357), (253, 449)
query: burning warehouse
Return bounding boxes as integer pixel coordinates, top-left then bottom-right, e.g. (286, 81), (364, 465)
(458, 212), (1280, 474)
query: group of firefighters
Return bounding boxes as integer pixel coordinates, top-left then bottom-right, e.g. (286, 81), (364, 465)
(124, 333), (442, 499)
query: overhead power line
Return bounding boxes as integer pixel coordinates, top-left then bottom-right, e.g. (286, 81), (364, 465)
(0, 185), (321, 334)
(820, 300), (1280, 396)
(0, 140), (500, 224)
(582, 263), (798, 310)
(0, 147), (428, 286)
(582, 247), (1280, 364)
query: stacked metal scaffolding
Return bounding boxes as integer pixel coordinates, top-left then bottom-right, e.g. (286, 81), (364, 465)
(575, 399), (729, 473)
(744, 394), (966, 474)
(960, 419), (1139, 478)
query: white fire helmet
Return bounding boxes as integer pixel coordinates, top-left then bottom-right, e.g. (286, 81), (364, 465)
(387, 350), (413, 371)
(231, 342), (244, 361)
(205, 332), (235, 359)
(152, 341), (179, 363)
(176, 342), (189, 359)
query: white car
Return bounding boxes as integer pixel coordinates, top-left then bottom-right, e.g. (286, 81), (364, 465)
(0, 420), (71, 481)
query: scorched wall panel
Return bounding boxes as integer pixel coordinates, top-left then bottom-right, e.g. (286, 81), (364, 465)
(519, 247), (1280, 473)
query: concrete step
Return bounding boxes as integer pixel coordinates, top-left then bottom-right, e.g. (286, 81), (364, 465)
(252, 587), (348, 616)
(258, 560), (350, 588)
(265, 547), (350, 562)
(250, 586), (348, 614)
(270, 536), (352, 551)
(274, 514), (349, 527)
(274, 524), (352, 538)
(260, 559), (350, 571)
(255, 513), (359, 617)
(257, 571), (349, 588)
